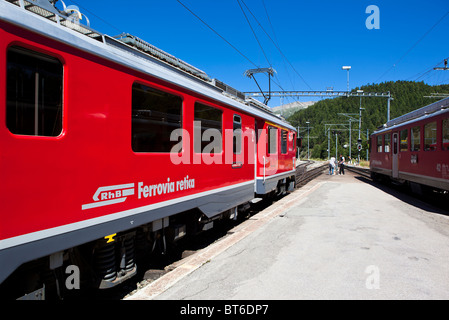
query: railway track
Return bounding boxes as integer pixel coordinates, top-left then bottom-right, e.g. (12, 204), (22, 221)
(295, 161), (328, 188)
(344, 165), (371, 178)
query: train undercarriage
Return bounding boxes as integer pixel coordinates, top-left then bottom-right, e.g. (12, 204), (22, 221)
(0, 190), (293, 300)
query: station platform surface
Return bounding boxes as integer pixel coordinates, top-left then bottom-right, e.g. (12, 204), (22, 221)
(127, 171), (449, 300)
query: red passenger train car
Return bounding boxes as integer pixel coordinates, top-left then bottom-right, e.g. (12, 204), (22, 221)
(0, 0), (297, 298)
(370, 97), (449, 192)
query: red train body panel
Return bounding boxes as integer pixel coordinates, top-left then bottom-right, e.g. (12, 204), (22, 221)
(0, 0), (297, 296)
(370, 97), (449, 191)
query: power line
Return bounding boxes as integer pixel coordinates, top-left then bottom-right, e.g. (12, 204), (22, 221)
(261, 0), (280, 49)
(261, 0), (296, 98)
(237, 0), (271, 67)
(236, 0), (288, 93)
(406, 58), (448, 81)
(175, 0), (258, 68)
(239, 0), (313, 90)
(260, 0), (299, 105)
(175, 0), (287, 95)
(375, 10), (449, 83)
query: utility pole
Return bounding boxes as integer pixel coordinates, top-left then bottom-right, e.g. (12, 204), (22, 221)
(306, 121), (310, 160)
(387, 95), (394, 122)
(335, 131), (339, 160)
(366, 129), (369, 161)
(357, 90), (365, 163)
(338, 113), (358, 160)
(342, 66), (351, 92)
(325, 124), (348, 160)
(298, 124), (314, 160)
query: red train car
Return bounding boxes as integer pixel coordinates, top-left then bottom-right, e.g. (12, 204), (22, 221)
(370, 97), (449, 192)
(0, 0), (297, 298)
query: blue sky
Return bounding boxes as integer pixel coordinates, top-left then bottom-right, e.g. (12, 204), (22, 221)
(67, 0), (449, 107)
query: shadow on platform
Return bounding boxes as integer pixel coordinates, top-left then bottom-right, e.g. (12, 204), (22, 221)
(351, 174), (449, 218)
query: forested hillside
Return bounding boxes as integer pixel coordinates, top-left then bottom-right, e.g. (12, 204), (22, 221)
(287, 81), (449, 160)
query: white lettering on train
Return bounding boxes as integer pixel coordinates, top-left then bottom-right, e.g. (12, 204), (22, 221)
(138, 176), (195, 199)
(83, 176), (196, 209)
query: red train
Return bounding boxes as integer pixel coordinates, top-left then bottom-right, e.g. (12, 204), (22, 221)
(0, 0), (297, 298)
(370, 96), (449, 192)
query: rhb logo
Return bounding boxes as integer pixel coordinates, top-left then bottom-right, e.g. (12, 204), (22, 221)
(82, 183), (135, 210)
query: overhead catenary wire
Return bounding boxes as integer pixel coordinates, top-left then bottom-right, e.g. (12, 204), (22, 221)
(375, 10), (449, 83)
(260, 0), (301, 105)
(406, 57), (449, 82)
(175, 0), (286, 94)
(239, 0), (313, 90)
(75, 0), (310, 104)
(175, 0), (259, 69)
(236, 0), (288, 94)
(261, 0), (298, 99)
(236, 0), (272, 68)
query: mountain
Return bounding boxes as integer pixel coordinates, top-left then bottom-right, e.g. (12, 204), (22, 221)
(272, 101), (316, 118)
(287, 81), (449, 160)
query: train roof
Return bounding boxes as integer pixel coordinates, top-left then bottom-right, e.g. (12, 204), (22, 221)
(373, 96), (449, 135)
(1, 0), (295, 131)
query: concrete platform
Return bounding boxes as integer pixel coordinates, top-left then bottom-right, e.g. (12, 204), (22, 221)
(127, 171), (449, 300)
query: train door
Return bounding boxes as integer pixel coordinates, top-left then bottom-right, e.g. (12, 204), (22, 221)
(254, 119), (259, 188)
(232, 114), (243, 169)
(392, 132), (399, 178)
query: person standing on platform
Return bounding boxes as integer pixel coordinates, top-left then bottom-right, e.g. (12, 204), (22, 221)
(339, 154), (345, 175)
(329, 157), (336, 175)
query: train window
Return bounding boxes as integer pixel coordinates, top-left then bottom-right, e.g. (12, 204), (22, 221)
(443, 118), (449, 151)
(268, 126), (277, 154)
(194, 103), (222, 153)
(424, 122), (437, 151)
(281, 130), (288, 154)
(6, 46), (63, 136)
(377, 135), (383, 152)
(400, 129), (408, 152)
(233, 115), (242, 154)
(411, 126), (420, 151)
(384, 134), (391, 153)
(132, 83), (182, 153)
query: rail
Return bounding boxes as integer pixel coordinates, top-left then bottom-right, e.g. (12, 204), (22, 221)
(295, 161), (327, 188)
(344, 165), (371, 178)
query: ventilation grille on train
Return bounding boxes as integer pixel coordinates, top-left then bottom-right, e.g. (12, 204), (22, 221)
(212, 79), (246, 101)
(114, 33), (211, 82)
